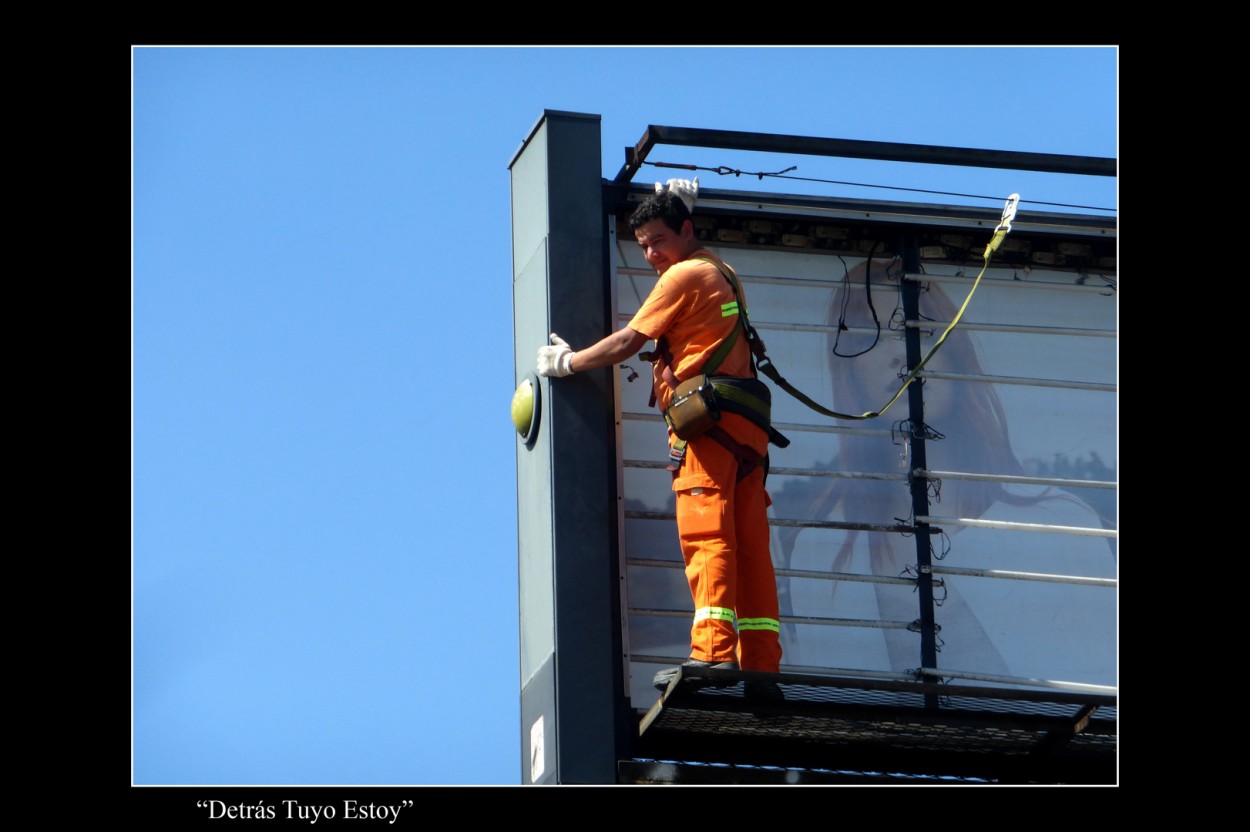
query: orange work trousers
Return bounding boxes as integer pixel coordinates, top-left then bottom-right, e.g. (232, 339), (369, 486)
(671, 411), (783, 672)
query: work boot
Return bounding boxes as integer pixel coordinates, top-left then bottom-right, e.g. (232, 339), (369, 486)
(744, 679), (786, 710)
(653, 659), (740, 691)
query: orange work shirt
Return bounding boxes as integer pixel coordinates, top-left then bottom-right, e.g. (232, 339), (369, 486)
(628, 249), (752, 413)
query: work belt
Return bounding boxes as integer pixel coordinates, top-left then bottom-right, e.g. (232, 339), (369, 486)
(665, 375), (789, 481)
(708, 377), (790, 450)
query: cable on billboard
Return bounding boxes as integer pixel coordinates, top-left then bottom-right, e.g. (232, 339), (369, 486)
(731, 194), (1022, 422)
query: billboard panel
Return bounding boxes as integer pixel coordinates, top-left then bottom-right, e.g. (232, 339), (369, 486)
(613, 214), (1116, 709)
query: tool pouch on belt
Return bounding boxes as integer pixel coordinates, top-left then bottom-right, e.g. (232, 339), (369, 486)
(663, 374), (720, 440)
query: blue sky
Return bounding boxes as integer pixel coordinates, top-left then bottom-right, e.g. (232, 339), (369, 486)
(132, 46), (1117, 788)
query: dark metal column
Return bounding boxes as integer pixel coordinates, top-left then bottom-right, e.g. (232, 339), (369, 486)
(898, 238), (940, 706)
(510, 110), (631, 784)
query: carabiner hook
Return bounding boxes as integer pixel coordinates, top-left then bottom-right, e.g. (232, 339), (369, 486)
(995, 193), (1020, 235)
(984, 193), (1020, 257)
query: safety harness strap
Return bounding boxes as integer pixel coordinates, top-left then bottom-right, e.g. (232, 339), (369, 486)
(644, 324), (741, 409)
(705, 425), (765, 482)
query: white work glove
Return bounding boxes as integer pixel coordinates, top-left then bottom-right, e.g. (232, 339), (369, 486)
(536, 332), (575, 377)
(655, 177), (699, 214)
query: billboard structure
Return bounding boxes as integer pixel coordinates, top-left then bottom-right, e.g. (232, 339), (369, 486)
(511, 112), (1116, 784)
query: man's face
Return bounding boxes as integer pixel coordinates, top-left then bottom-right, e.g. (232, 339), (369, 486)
(634, 219), (696, 275)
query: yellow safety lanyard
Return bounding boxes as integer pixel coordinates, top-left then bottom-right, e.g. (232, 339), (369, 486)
(753, 194), (1021, 421)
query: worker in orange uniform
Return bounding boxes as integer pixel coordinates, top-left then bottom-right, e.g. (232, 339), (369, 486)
(536, 178), (783, 702)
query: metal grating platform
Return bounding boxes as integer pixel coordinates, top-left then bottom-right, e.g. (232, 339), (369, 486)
(624, 669), (1116, 785)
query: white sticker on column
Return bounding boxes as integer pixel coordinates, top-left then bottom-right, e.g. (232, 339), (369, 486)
(529, 714), (545, 783)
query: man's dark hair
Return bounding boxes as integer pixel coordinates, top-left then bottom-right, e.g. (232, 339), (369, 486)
(629, 190), (691, 233)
